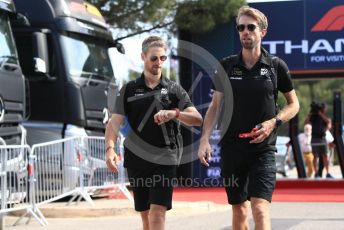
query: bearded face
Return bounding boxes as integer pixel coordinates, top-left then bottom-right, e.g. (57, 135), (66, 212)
(142, 47), (167, 76)
(237, 15), (266, 50)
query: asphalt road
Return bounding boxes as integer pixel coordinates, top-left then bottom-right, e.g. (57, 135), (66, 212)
(4, 202), (344, 230)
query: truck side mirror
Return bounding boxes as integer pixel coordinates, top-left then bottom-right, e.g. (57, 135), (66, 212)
(115, 42), (125, 54)
(10, 13), (30, 27)
(32, 32), (49, 74)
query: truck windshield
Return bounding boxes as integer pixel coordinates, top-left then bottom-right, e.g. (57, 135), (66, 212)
(0, 13), (19, 66)
(60, 33), (114, 81)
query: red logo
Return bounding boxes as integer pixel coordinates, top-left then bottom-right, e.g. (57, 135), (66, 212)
(311, 5), (344, 32)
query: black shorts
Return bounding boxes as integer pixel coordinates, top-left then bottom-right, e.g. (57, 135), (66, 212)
(127, 165), (176, 212)
(221, 146), (276, 205)
(311, 137), (328, 156)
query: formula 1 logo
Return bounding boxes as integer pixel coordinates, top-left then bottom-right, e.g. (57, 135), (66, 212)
(311, 5), (344, 32)
(0, 96), (4, 122)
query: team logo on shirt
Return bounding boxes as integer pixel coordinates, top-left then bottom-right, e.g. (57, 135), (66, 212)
(254, 67), (272, 81)
(232, 68), (243, 76)
(230, 67), (243, 80)
(134, 88), (145, 96)
(160, 88), (171, 105)
(161, 88), (168, 96)
(160, 88), (169, 100)
(260, 68), (269, 76)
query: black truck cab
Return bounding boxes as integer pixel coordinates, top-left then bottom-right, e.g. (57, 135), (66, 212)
(0, 0), (26, 145)
(12, 0), (122, 144)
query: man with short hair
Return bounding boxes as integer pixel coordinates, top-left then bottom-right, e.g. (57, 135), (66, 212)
(298, 124), (314, 178)
(198, 6), (299, 230)
(105, 35), (202, 230)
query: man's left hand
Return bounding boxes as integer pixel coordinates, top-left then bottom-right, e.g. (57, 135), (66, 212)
(154, 109), (176, 125)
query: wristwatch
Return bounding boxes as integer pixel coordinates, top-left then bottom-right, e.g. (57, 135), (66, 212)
(275, 117), (282, 128)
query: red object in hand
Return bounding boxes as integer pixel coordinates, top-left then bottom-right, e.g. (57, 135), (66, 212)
(238, 124), (262, 139)
(239, 132), (252, 138)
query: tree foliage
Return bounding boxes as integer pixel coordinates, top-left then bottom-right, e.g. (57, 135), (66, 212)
(296, 79), (343, 119)
(90, 0), (245, 40)
(275, 78), (344, 136)
(175, 0), (245, 33)
(91, 0), (176, 33)
(128, 67), (177, 82)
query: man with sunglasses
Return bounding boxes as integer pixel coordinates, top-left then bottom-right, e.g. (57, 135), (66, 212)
(198, 6), (299, 230)
(105, 35), (202, 230)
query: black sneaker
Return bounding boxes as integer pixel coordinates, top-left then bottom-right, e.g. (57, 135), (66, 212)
(326, 173), (334, 179)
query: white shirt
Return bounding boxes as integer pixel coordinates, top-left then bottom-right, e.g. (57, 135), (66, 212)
(298, 133), (312, 153)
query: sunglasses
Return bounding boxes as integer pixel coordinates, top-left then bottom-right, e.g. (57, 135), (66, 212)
(236, 24), (258, 32)
(149, 55), (167, 62)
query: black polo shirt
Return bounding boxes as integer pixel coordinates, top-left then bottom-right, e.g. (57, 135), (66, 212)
(213, 48), (294, 152)
(114, 73), (194, 169)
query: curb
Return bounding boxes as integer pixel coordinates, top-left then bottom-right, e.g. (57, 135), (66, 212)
(10, 199), (229, 218)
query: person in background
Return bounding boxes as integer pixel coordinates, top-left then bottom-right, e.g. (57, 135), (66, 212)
(317, 128), (335, 177)
(305, 102), (333, 178)
(298, 124), (314, 178)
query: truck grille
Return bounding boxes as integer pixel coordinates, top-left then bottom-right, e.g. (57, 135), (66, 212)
(85, 110), (105, 132)
(0, 101), (24, 145)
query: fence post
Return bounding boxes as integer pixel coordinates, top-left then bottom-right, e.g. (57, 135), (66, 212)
(0, 146), (8, 230)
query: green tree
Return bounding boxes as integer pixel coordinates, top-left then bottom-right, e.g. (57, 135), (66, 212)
(128, 69), (141, 81)
(275, 78), (344, 136)
(293, 79), (344, 130)
(175, 0), (245, 33)
(128, 68), (177, 82)
(90, 0), (245, 40)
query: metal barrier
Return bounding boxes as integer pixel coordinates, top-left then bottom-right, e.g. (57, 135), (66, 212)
(0, 136), (133, 227)
(30, 137), (97, 207)
(116, 135), (133, 202)
(0, 145), (48, 226)
(68, 136), (132, 204)
(16, 137), (94, 226)
(10, 137), (83, 226)
(0, 145), (29, 212)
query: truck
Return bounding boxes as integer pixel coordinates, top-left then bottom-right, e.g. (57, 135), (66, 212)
(11, 0), (123, 144)
(0, 0), (28, 205)
(10, 0), (124, 197)
(0, 0), (26, 145)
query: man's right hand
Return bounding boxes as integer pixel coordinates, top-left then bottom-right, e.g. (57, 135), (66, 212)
(198, 139), (212, 167)
(106, 149), (119, 173)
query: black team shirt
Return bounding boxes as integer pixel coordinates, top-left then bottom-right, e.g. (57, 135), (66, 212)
(114, 74), (194, 169)
(212, 48), (294, 153)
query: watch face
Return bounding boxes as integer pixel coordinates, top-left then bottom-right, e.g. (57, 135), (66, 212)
(276, 118), (282, 127)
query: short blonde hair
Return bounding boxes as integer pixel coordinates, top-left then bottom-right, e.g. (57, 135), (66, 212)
(236, 6), (268, 30)
(142, 36), (167, 54)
